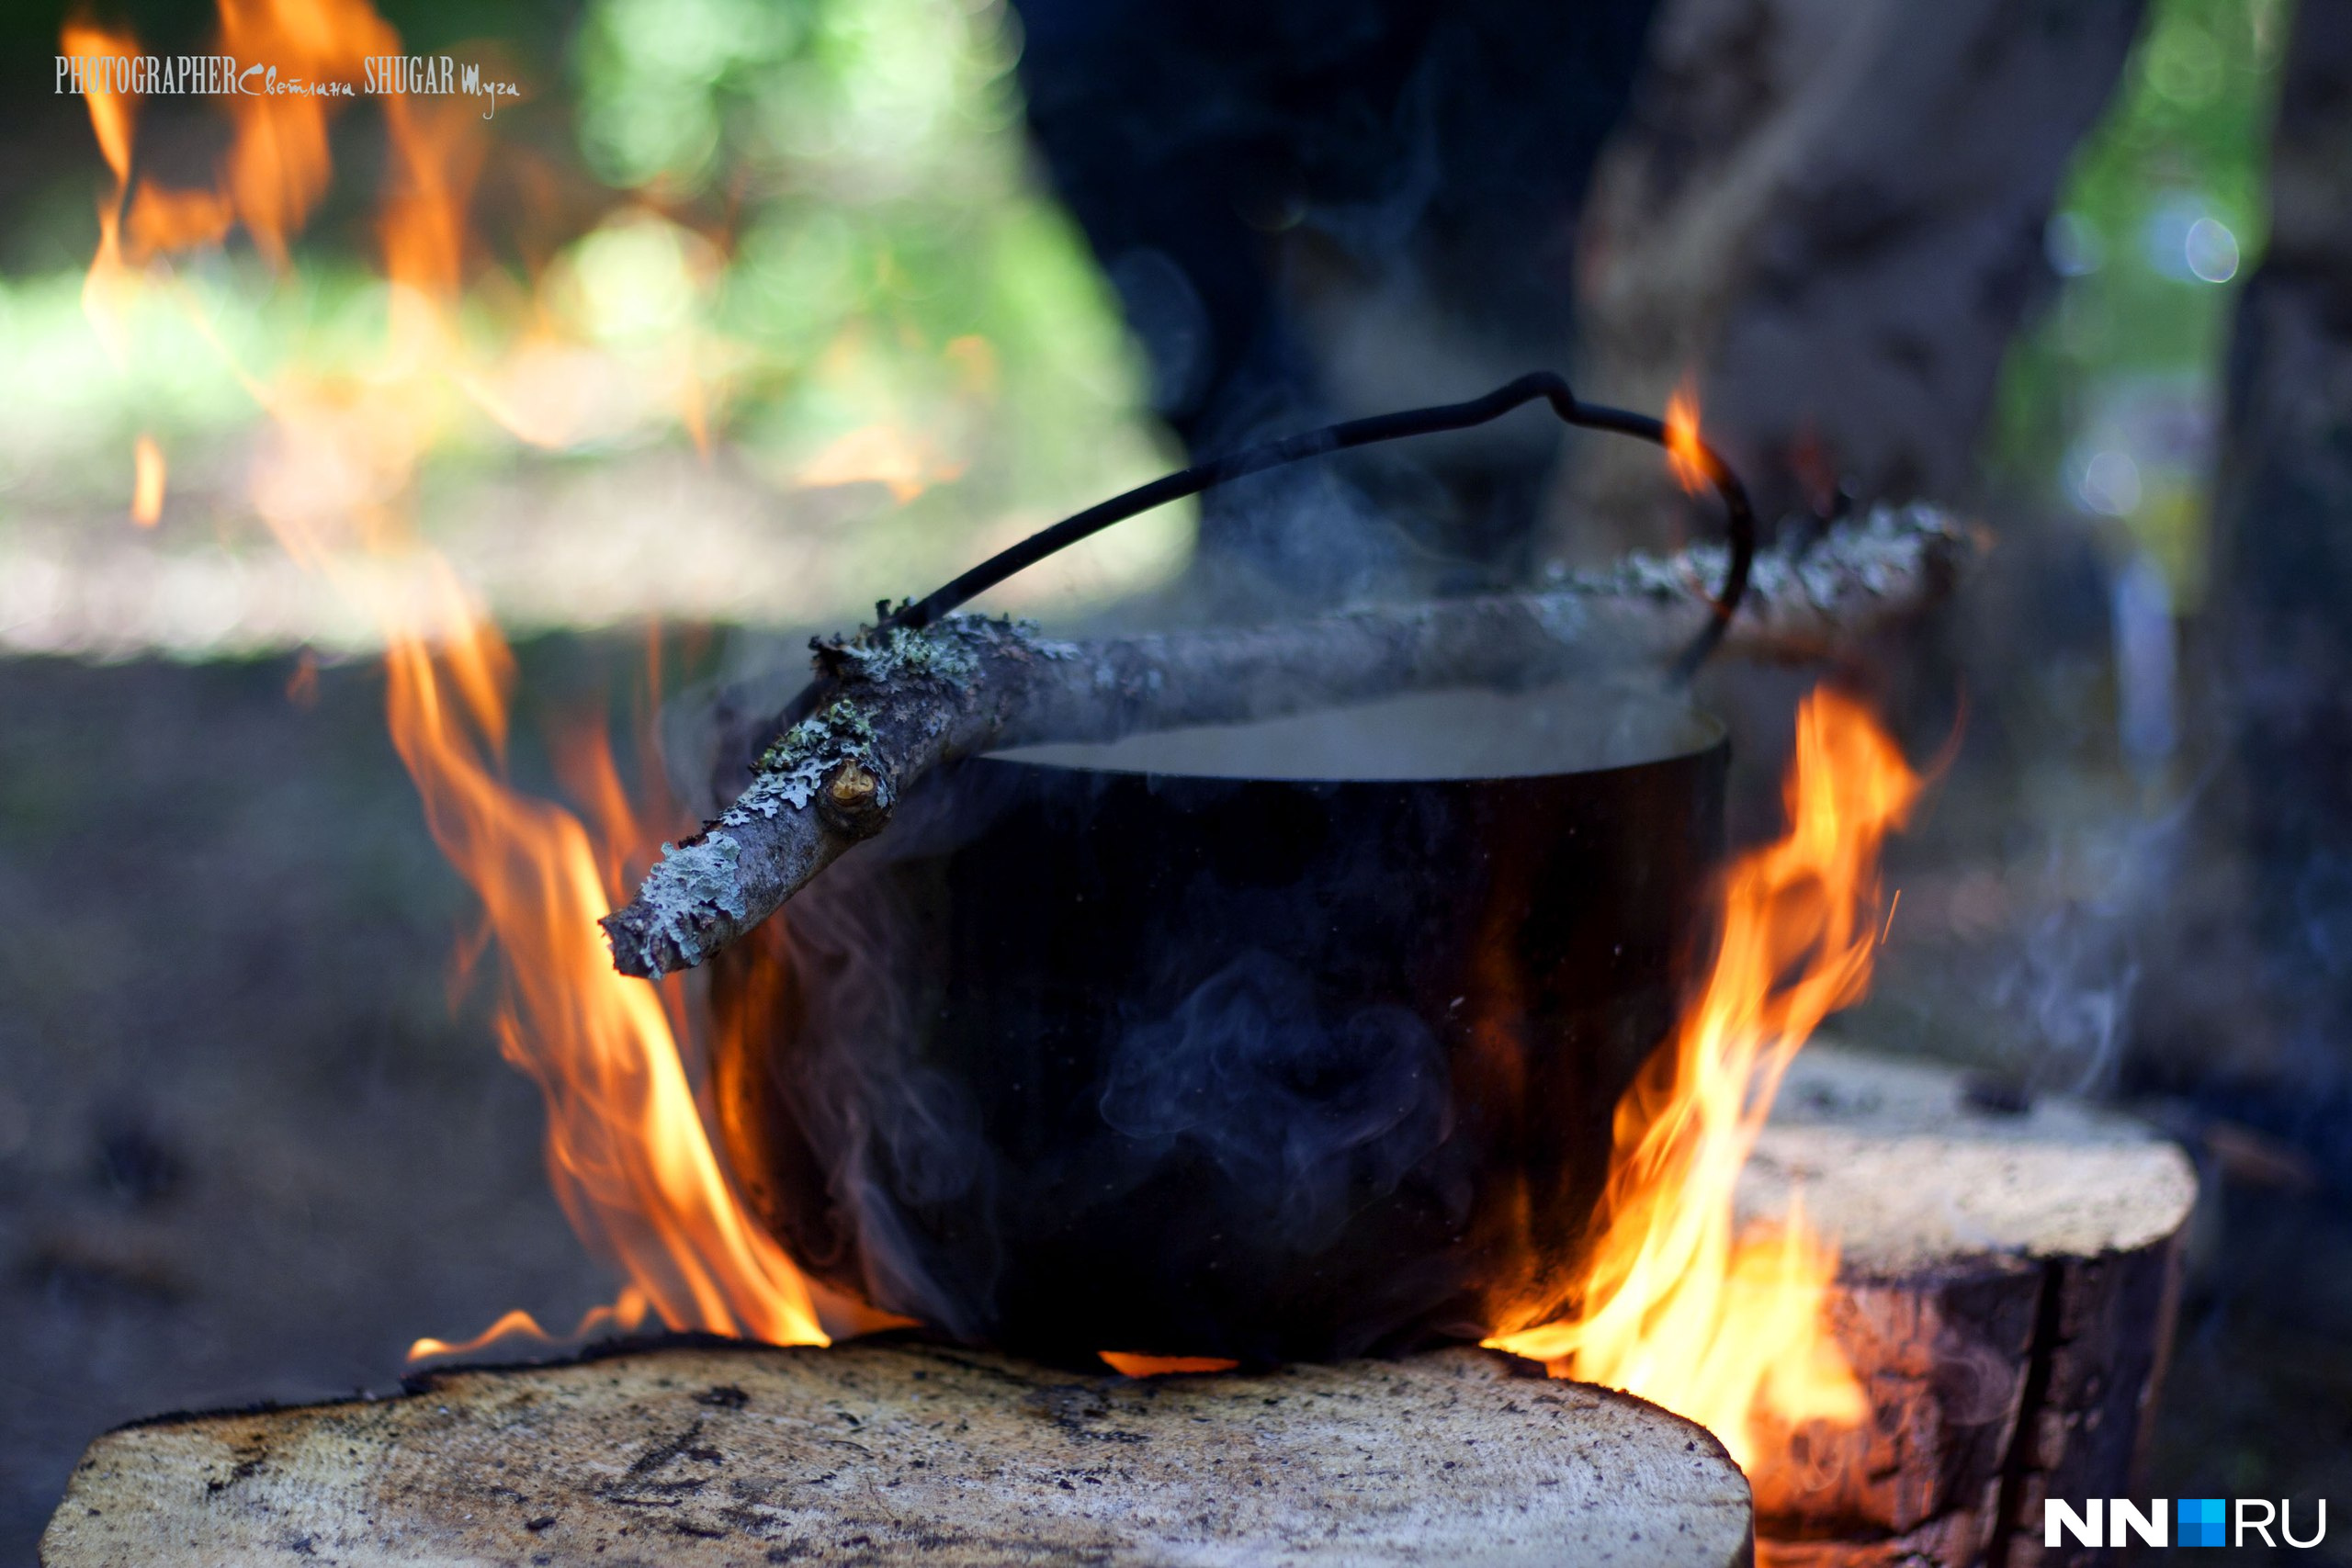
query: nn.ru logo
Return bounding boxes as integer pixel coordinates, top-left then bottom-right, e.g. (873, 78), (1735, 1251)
(2044, 1496), (2327, 1549)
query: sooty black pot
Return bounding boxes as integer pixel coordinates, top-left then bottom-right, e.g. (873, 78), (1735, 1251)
(709, 685), (1726, 1366)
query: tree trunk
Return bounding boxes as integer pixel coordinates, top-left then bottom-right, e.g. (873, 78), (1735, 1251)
(1012, 0), (1665, 604)
(2196, 0), (2352, 1090)
(1552, 0), (2146, 554)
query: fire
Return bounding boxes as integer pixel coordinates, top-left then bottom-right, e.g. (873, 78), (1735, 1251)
(64, 20), (141, 365)
(383, 580), (836, 1352)
(408, 1306), (567, 1364)
(131, 434), (165, 526)
(62, 1), (383, 276)
(1098, 1353), (1242, 1378)
(1488, 688), (1921, 1471)
(63, 22), (137, 179)
(407, 1289), (652, 1363)
(795, 421), (962, 502)
(64, 1), (854, 1361)
(218, 0), (399, 266)
(1665, 378), (1710, 495)
(66, 0), (1919, 1446)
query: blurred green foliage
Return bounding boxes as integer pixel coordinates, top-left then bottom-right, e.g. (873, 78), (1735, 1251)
(561, 0), (1192, 606)
(0, 0), (1187, 639)
(612, 1), (1170, 517)
(1984, 0), (2290, 604)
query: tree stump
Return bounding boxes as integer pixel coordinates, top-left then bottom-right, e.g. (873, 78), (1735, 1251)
(1744, 1044), (2198, 1567)
(40, 1342), (1753, 1567)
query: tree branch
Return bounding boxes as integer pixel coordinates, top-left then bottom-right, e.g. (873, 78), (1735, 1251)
(602, 505), (1974, 978)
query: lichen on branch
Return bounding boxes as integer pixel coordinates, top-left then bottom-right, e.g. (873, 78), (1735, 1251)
(601, 507), (1975, 980)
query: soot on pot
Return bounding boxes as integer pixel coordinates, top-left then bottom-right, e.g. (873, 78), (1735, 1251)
(709, 682), (1726, 1365)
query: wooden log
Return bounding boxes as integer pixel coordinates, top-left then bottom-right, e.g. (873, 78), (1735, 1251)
(1741, 1045), (2197, 1567)
(40, 1342), (1754, 1567)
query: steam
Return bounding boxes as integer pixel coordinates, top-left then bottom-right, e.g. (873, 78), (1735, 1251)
(755, 838), (1000, 1341)
(766, 863), (1464, 1337)
(1983, 801), (2190, 1097)
(1100, 951), (1453, 1250)
(742, 755), (1475, 1348)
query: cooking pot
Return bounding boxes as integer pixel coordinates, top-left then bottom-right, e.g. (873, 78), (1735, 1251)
(709, 682), (1725, 1365)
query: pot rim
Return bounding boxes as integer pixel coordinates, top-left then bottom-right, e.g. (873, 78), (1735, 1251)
(985, 683), (1727, 786)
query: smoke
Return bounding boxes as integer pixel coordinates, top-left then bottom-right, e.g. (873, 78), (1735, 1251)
(1984, 799), (2194, 1097)
(750, 828), (1002, 1341)
(718, 731), (1510, 1354)
(759, 842), (1465, 1340)
(1989, 897), (2141, 1099)
(1100, 950), (1453, 1251)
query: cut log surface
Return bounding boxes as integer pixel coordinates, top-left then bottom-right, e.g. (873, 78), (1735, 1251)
(1742, 1045), (2198, 1568)
(40, 1343), (1753, 1568)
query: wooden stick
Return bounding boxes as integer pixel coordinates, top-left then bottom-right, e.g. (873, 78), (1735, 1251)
(602, 505), (1974, 978)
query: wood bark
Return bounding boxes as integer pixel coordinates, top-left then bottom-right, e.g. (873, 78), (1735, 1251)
(1549, 0), (2146, 549)
(1741, 1045), (2196, 1568)
(40, 1342), (1754, 1567)
(604, 506), (1973, 979)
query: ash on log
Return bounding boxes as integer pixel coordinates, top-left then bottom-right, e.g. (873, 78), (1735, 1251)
(1744, 1046), (2197, 1568)
(40, 1344), (1752, 1567)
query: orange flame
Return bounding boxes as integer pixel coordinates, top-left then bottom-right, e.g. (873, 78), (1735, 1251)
(216, 0), (398, 266)
(379, 93), (482, 322)
(63, 23), (138, 180)
(64, 0), (390, 280)
(131, 434), (166, 525)
(63, 20), (141, 364)
(408, 1306), (559, 1363)
(64, 0), (854, 1361)
(1488, 688), (1920, 1472)
(382, 579), (835, 1350)
(1098, 1353), (1242, 1378)
(59, 13), (231, 346)
(1665, 378), (1710, 496)
(407, 1288), (652, 1364)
